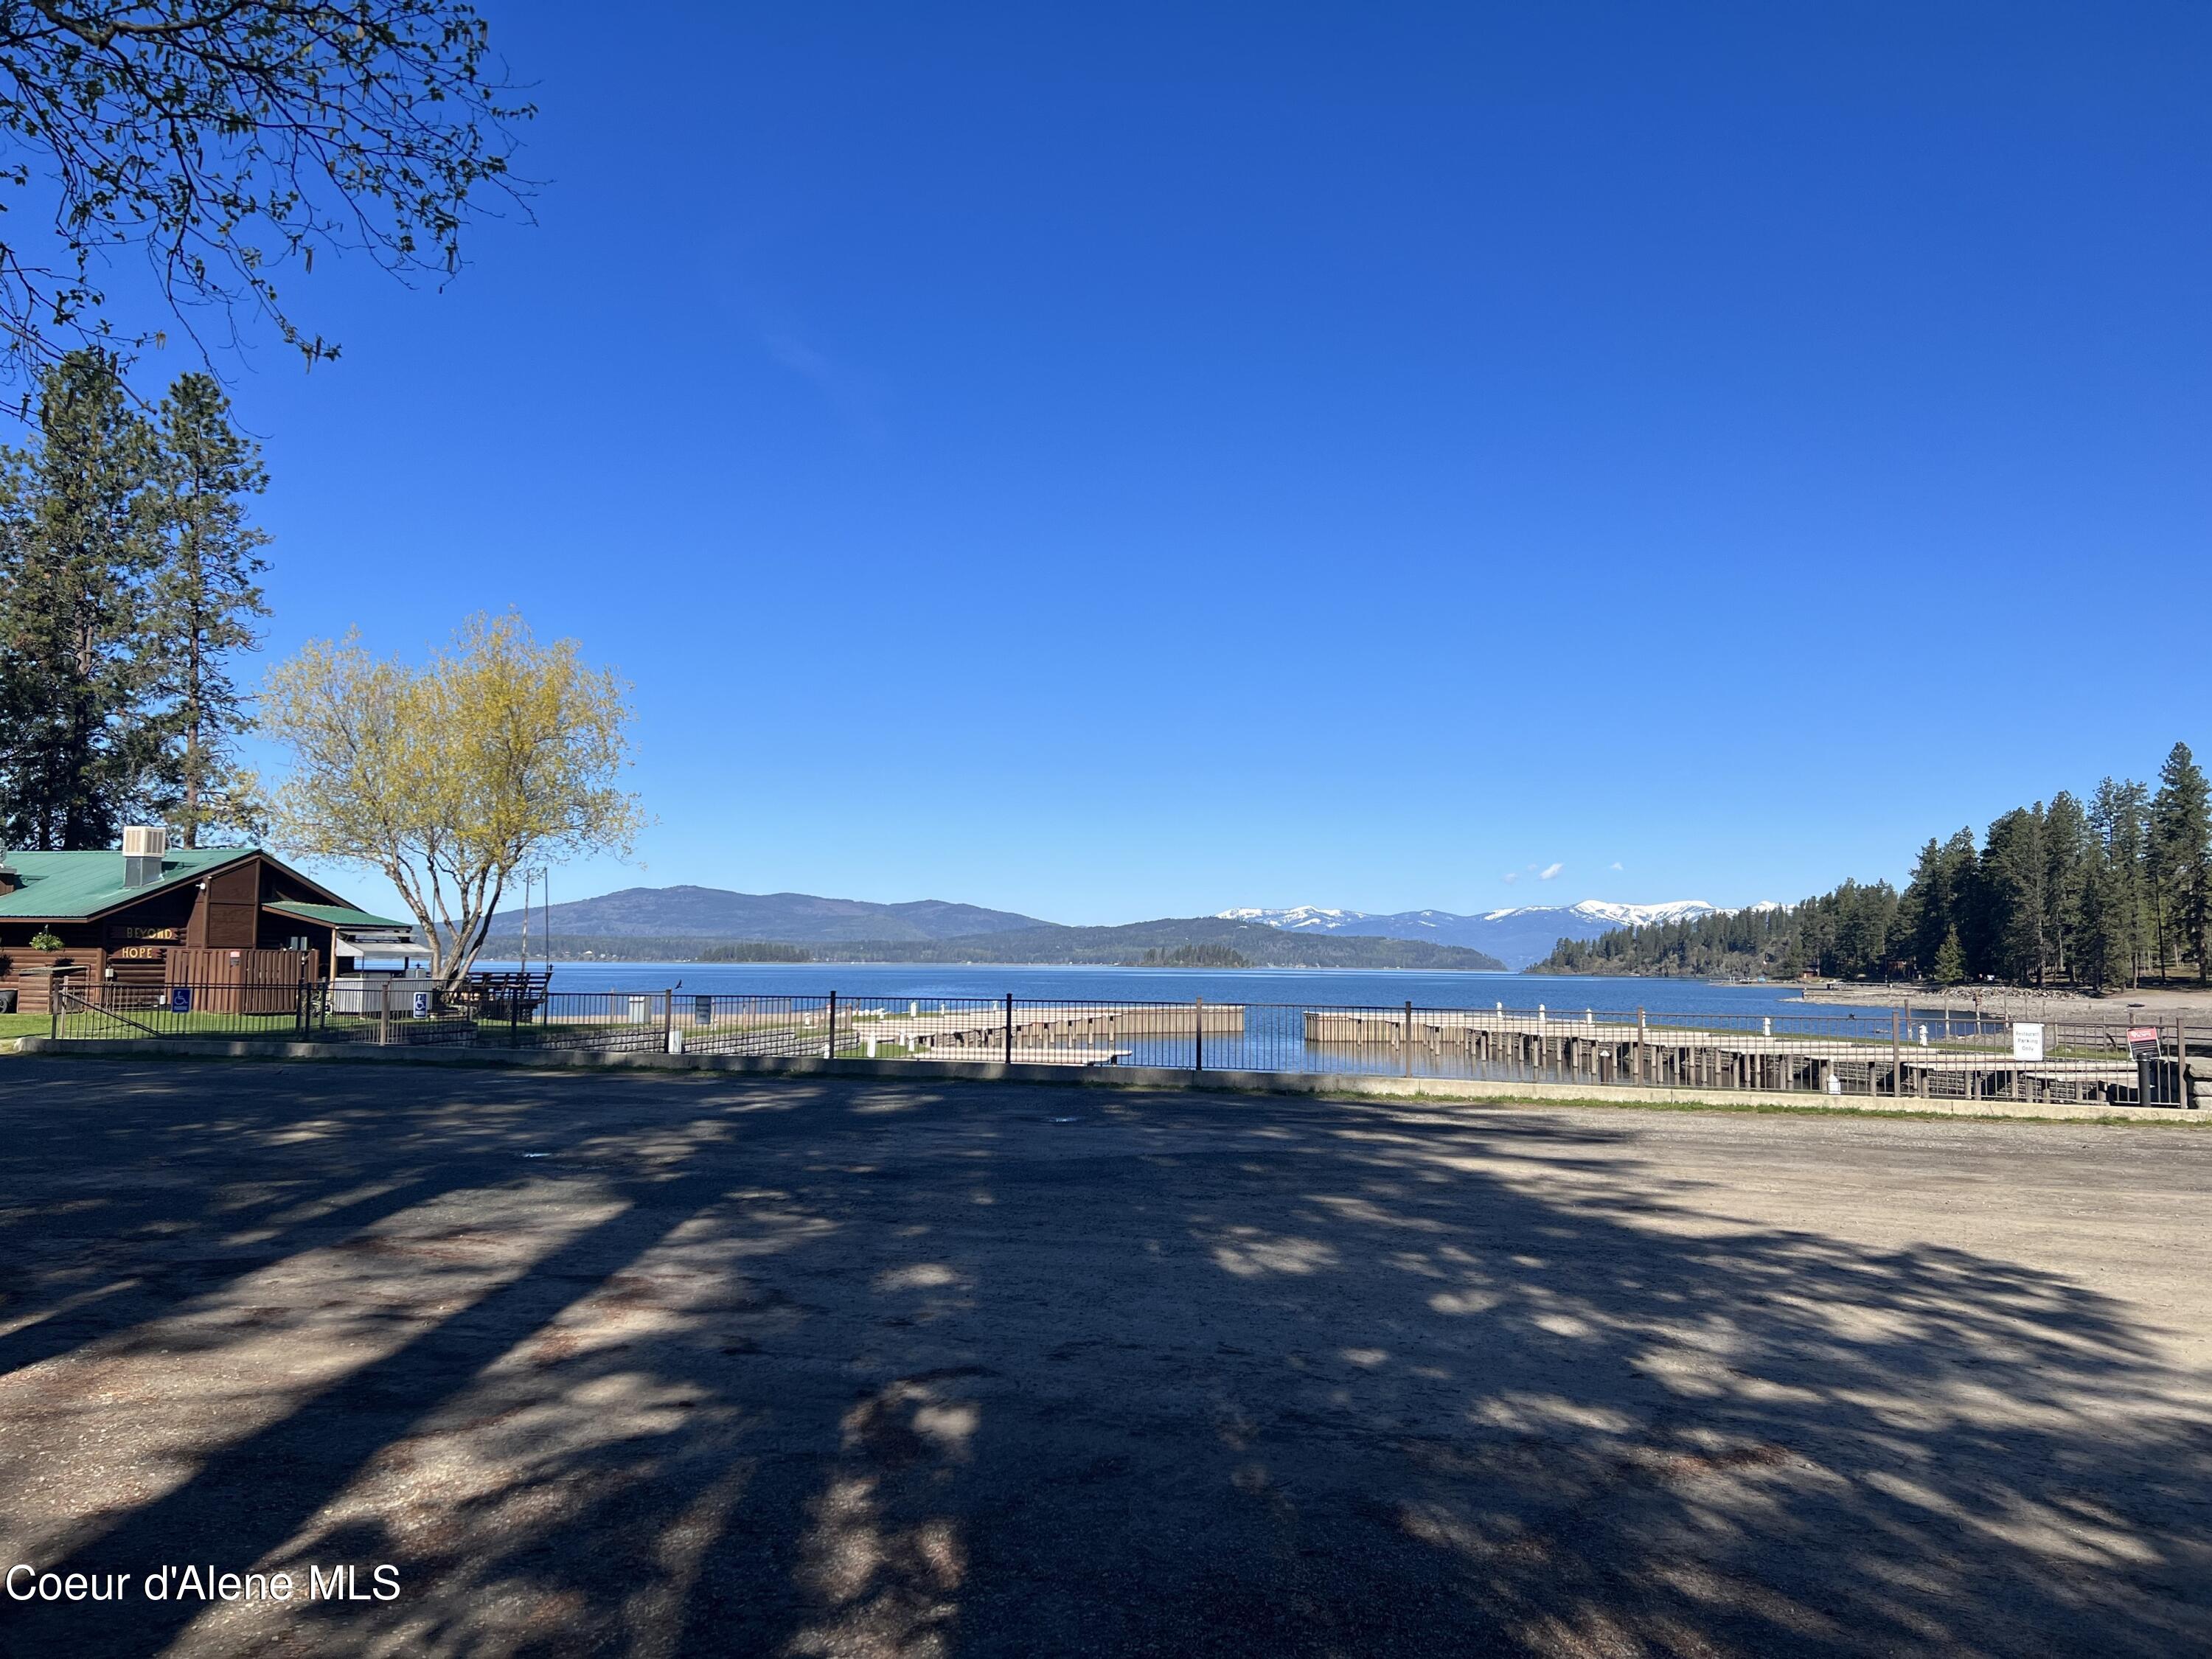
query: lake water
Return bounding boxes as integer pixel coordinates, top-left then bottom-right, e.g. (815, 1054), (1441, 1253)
(457, 960), (2000, 1079)
(470, 959), (1904, 1021)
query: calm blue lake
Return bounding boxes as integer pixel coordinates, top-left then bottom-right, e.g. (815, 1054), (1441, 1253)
(470, 960), (1909, 1021)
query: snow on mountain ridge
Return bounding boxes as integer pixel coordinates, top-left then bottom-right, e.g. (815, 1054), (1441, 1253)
(1216, 905), (1369, 931)
(1482, 900), (1719, 926)
(1225, 900), (1730, 931)
(1216, 899), (1776, 969)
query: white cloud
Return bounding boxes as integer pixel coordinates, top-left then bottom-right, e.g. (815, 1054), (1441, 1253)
(1539, 863), (1564, 881)
(1500, 872), (1518, 884)
(1609, 861), (1623, 872)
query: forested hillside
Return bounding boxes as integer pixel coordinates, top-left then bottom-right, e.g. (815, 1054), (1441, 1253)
(1536, 741), (2212, 988)
(504, 919), (1501, 970)
(807, 917), (1503, 970)
(482, 886), (1048, 942)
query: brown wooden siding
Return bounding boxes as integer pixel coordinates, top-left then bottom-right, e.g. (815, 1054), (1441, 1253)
(1, 851), (366, 1015)
(165, 947), (316, 1014)
(193, 862), (261, 950)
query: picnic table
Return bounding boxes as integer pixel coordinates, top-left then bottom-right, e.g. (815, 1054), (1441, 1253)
(457, 970), (552, 1023)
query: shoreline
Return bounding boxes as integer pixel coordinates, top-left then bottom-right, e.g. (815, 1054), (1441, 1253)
(1790, 981), (2212, 1019)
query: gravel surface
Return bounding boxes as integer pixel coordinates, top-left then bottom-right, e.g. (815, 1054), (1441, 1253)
(3, 1057), (2210, 1657)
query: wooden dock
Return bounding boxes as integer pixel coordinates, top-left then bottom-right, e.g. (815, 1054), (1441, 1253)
(856, 1003), (1245, 1057)
(1302, 1009), (2135, 1104)
(911, 1046), (1134, 1068)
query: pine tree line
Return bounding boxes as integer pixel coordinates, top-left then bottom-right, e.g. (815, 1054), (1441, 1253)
(1537, 742), (2212, 989)
(0, 351), (271, 850)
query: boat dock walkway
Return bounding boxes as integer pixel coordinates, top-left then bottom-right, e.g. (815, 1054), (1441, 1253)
(852, 1003), (1245, 1057)
(1304, 1009), (2134, 1104)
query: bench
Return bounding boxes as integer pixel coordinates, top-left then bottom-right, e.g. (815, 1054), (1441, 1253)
(457, 970), (552, 1023)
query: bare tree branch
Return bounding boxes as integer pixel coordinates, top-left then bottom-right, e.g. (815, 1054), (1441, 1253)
(0, 1), (532, 385)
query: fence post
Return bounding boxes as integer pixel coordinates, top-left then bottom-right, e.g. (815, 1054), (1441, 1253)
(663, 989), (674, 1054)
(1003, 992), (1013, 1066)
(1891, 1008), (1902, 1098)
(1637, 1007), (1647, 1085)
(827, 990), (838, 1061)
(1194, 997), (1204, 1074)
(49, 983), (61, 1042)
(377, 975), (391, 1046)
(1404, 1000), (1413, 1078)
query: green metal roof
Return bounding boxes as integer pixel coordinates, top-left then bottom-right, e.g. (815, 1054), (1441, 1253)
(265, 899), (411, 931)
(0, 846), (255, 920)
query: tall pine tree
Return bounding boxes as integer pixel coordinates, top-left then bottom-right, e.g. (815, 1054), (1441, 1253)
(2092, 778), (2152, 984)
(143, 375), (271, 846)
(1900, 838), (1952, 975)
(0, 352), (156, 848)
(1939, 827), (1984, 977)
(2042, 790), (2091, 983)
(2152, 742), (2212, 983)
(1981, 805), (2049, 984)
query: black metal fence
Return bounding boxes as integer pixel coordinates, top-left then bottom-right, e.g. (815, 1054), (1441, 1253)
(50, 981), (672, 1053)
(46, 983), (2203, 1108)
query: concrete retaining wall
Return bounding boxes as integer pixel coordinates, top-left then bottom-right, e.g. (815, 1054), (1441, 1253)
(10, 1034), (2204, 1124)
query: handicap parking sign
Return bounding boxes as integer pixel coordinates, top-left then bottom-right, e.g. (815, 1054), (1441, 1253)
(411, 992), (431, 1018)
(168, 987), (191, 1015)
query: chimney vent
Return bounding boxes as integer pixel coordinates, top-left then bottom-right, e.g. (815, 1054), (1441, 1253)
(122, 825), (168, 888)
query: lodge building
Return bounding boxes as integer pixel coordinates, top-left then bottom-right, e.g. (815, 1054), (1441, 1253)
(0, 827), (409, 1014)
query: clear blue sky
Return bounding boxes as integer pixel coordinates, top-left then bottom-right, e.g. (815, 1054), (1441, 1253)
(212, 1), (2208, 925)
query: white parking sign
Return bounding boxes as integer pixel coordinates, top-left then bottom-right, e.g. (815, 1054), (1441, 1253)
(2011, 1023), (2045, 1062)
(411, 992), (431, 1019)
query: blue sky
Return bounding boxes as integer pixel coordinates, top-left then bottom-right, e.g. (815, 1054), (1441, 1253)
(196, 1), (2209, 925)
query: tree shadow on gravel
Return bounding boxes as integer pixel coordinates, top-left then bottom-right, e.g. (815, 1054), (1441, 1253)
(1, 1060), (2208, 1658)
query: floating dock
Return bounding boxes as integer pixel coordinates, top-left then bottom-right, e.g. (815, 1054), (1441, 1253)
(1303, 1009), (2134, 1104)
(863, 1003), (1245, 1055)
(911, 1046), (1134, 1068)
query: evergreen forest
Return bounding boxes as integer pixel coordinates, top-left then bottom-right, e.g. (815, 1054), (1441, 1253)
(1536, 747), (2212, 990)
(0, 352), (271, 850)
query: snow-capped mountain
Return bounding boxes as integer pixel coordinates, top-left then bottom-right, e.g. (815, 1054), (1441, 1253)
(1215, 905), (1370, 932)
(1216, 900), (1748, 970)
(1482, 900), (1719, 928)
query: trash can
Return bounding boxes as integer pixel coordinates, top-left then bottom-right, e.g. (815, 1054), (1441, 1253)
(0, 988), (15, 1014)
(2137, 1055), (2184, 1107)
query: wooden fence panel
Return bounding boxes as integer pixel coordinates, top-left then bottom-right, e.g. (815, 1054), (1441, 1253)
(164, 947), (316, 1015)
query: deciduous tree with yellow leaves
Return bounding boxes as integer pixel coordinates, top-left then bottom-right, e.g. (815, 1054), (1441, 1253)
(254, 612), (641, 992)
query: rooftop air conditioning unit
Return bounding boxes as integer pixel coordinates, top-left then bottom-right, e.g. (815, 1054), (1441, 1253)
(122, 824), (170, 888)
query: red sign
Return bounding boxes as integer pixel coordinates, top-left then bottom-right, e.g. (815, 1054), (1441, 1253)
(2129, 1026), (2160, 1054)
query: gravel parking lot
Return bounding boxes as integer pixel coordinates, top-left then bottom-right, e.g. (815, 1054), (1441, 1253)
(3, 1057), (2210, 1657)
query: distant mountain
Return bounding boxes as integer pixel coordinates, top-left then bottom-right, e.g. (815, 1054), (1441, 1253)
(807, 917), (1504, 970)
(1219, 900), (1739, 970)
(496, 911), (1504, 970)
(484, 886), (1050, 944)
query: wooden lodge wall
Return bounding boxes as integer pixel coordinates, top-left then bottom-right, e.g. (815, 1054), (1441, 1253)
(165, 947), (319, 1015)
